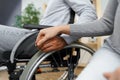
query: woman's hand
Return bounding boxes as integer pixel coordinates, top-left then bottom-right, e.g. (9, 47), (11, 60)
(35, 25), (70, 48)
(104, 67), (120, 80)
(36, 27), (60, 47)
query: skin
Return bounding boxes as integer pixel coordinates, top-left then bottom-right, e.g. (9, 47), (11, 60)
(36, 36), (67, 52)
(104, 67), (120, 80)
(35, 25), (70, 51)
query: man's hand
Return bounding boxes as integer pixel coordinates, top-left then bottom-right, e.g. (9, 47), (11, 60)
(36, 36), (67, 53)
(104, 67), (120, 80)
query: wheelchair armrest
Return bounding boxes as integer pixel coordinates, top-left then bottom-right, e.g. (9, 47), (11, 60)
(23, 24), (52, 30)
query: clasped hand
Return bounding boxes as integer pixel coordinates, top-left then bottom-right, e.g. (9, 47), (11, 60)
(35, 27), (67, 52)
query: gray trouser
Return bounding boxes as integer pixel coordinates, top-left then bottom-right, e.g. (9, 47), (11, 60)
(0, 24), (31, 53)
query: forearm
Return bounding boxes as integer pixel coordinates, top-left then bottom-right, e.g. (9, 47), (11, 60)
(61, 0), (97, 44)
(70, 19), (113, 37)
(56, 18), (113, 38)
(69, 0), (118, 37)
(57, 25), (70, 35)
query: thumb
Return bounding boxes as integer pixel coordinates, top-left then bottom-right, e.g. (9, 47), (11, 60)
(37, 36), (47, 47)
(36, 31), (44, 43)
(104, 72), (112, 79)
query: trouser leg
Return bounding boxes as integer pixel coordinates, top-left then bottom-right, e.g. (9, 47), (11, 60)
(76, 43), (120, 80)
(0, 25), (31, 62)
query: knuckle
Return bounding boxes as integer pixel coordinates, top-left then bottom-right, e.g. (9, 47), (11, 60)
(44, 36), (48, 40)
(53, 40), (57, 43)
(39, 30), (43, 34)
(40, 29), (45, 33)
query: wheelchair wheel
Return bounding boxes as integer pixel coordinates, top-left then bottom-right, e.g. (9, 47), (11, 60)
(20, 42), (95, 80)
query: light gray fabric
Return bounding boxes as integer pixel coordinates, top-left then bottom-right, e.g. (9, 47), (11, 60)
(0, 0), (97, 53)
(40, 0), (97, 44)
(76, 42), (120, 80)
(70, 0), (120, 54)
(0, 24), (31, 53)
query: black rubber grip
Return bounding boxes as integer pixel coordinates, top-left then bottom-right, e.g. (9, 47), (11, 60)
(23, 24), (52, 30)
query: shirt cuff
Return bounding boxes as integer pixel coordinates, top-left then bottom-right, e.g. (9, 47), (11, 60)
(60, 34), (79, 44)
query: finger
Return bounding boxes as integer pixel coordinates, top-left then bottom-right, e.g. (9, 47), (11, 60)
(37, 36), (48, 47)
(41, 43), (52, 51)
(118, 75), (120, 80)
(118, 70), (120, 80)
(37, 37), (57, 50)
(104, 72), (112, 79)
(36, 32), (41, 43)
(37, 39), (51, 49)
(41, 39), (56, 50)
(36, 42), (44, 50)
(43, 38), (54, 45)
(114, 68), (120, 80)
(111, 72), (119, 80)
(42, 46), (58, 53)
(35, 31), (44, 44)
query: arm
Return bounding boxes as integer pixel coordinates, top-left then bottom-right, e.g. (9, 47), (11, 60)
(36, 0), (118, 47)
(64, 0), (97, 23)
(62, 0), (97, 44)
(69, 0), (118, 37)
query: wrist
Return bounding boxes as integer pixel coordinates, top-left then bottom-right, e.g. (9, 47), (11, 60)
(58, 25), (70, 35)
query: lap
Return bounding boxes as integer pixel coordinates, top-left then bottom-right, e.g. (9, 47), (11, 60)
(76, 42), (120, 80)
(0, 24), (31, 51)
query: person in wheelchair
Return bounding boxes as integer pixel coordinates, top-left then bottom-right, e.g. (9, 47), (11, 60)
(0, 0), (97, 64)
(36, 0), (120, 80)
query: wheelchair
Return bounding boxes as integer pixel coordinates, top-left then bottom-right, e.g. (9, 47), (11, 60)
(19, 37), (95, 80)
(18, 26), (95, 80)
(0, 24), (95, 80)
(19, 3), (95, 79)
(0, 3), (95, 79)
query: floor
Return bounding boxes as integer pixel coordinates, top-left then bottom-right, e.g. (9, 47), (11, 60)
(0, 67), (83, 80)
(0, 70), (9, 80)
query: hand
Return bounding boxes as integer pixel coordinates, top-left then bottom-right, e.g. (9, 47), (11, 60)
(36, 36), (67, 52)
(35, 27), (60, 47)
(35, 25), (70, 48)
(104, 67), (120, 80)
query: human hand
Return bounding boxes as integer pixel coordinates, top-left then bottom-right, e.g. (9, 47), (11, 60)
(35, 25), (70, 48)
(36, 36), (67, 52)
(35, 27), (60, 47)
(104, 67), (120, 80)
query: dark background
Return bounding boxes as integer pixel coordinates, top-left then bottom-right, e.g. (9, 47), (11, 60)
(0, 0), (21, 26)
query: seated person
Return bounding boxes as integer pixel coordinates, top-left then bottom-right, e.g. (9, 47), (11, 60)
(0, 0), (96, 63)
(35, 0), (120, 80)
(36, 0), (97, 52)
